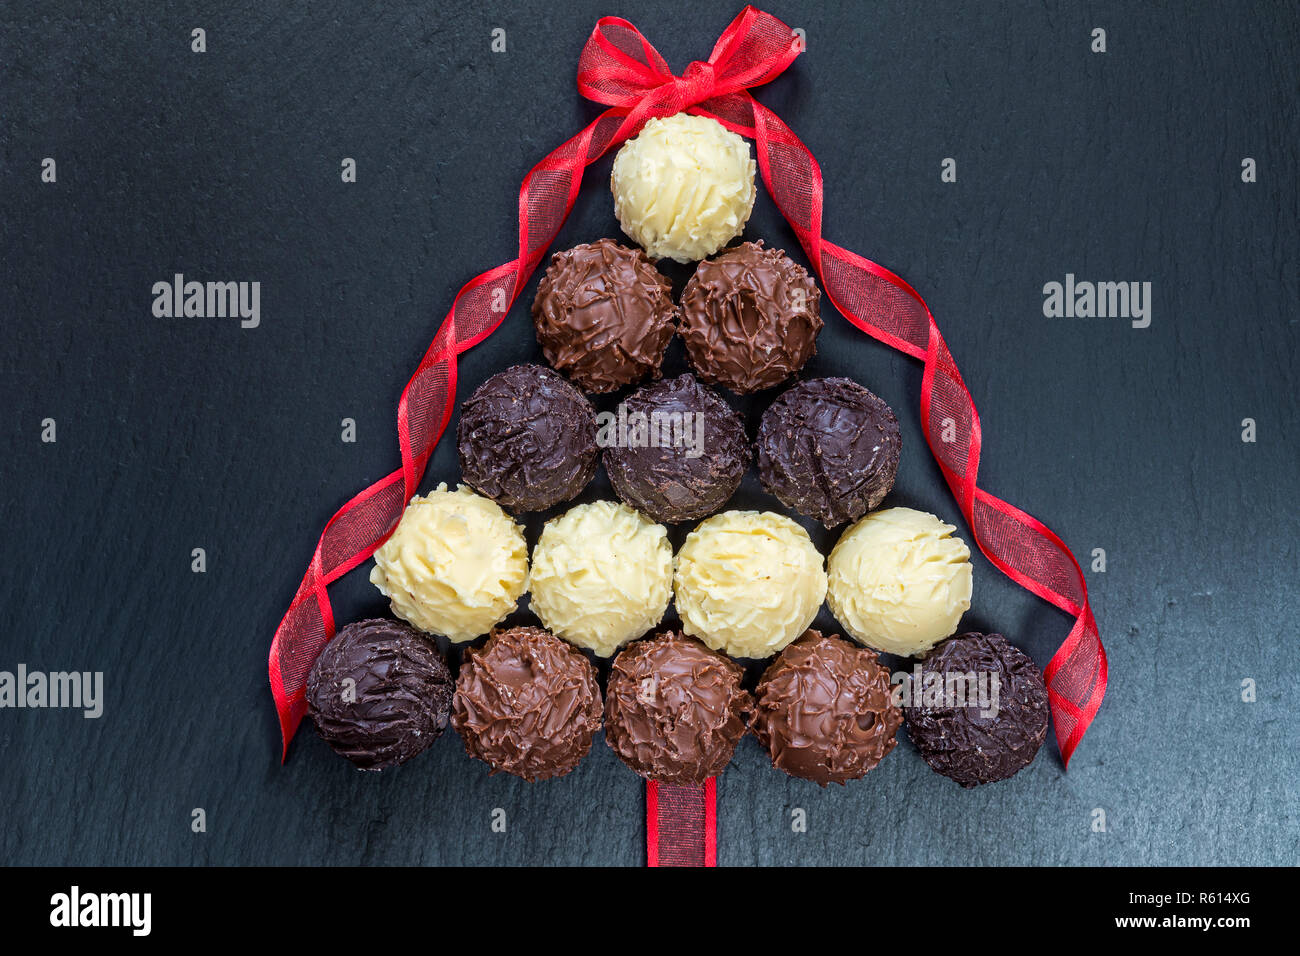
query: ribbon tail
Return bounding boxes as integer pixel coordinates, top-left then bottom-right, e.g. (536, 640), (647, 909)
(268, 107), (635, 758)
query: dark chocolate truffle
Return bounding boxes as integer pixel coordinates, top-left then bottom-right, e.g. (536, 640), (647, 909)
(452, 626), (603, 781)
(753, 629), (902, 786)
(679, 241), (822, 394)
(903, 632), (1049, 788)
(457, 364), (598, 512)
(532, 239), (676, 393)
(605, 631), (753, 785)
(757, 377), (901, 526)
(306, 618), (453, 771)
(603, 374), (750, 524)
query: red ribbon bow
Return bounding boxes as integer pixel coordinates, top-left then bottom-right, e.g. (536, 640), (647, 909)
(576, 8), (800, 125)
(269, 6), (1107, 856)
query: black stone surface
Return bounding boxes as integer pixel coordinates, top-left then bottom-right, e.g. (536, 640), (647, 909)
(0, 1), (1296, 865)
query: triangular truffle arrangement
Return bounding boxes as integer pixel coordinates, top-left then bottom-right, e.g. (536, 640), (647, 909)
(306, 111), (1049, 790)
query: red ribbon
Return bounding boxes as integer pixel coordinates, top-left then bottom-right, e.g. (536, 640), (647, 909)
(647, 779), (717, 867)
(269, 6), (1107, 864)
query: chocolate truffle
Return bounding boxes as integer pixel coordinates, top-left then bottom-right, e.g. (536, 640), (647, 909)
(757, 377), (901, 526)
(532, 239), (676, 393)
(603, 374), (749, 524)
(674, 510), (827, 659)
(528, 501), (673, 657)
(457, 364), (598, 512)
(827, 507), (972, 657)
(452, 626), (603, 781)
(306, 619), (453, 771)
(370, 484), (528, 642)
(611, 113), (756, 263)
(753, 629), (902, 786)
(904, 633), (1049, 788)
(605, 631), (753, 785)
(679, 241), (822, 394)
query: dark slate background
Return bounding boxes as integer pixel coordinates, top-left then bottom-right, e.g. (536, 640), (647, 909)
(1, 1), (1297, 866)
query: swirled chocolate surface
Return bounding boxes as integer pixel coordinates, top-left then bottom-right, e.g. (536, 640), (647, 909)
(679, 241), (822, 394)
(457, 364), (598, 512)
(604, 631), (753, 785)
(903, 632), (1049, 788)
(306, 618), (453, 771)
(604, 374), (750, 524)
(753, 629), (901, 786)
(757, 377), (901, 526)
(452, 626), (603, 781)
(531, 239), (676, 393)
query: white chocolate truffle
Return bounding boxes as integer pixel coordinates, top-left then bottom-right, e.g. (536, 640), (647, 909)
(827, 507), (973, 657)
(611, 113), (756, 263)
(674, 510), (827, 659)
(528, 501), (673, 658)
(369, 484), (528, 642)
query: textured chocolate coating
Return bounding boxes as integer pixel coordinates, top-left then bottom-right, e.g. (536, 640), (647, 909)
(532, 239), (676, 393)
(605, 631), (753, 785)
(757, 377), (901, 526)
(604, 374), (750, 523)
(679, 241), (822, 394)
(904, 632), (1049, 788)
(457, 364), (598, 512)
(452, 626), (603, 781)
(753, 630), (901, 786)
(306, 618), (453, 771)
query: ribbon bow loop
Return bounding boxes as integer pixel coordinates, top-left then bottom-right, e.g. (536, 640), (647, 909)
(576, 16), (674, 107)
(577, 5), (801, 117)
(701, 5), (804, 96)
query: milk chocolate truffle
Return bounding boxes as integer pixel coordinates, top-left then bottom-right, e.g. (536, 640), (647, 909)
(528, 501), (673, 657)
(827, 507), (972, 657)
(604, 374), (749, 524)
(679, 241), (822, 394)
(753, 629), (902, 786)
(306, 619), (453, 771)
(611, 113), (756, 263)
(605, 631), (753, 785)
(370, 484), (528, 642)
(532, 239), (676, 393)
(457, 364), (598, 512)
(757, 378), (901, 526)
(904, 633), (1049, 788)
(452, 626), (603, 781)
(674, 510), (827, 659)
